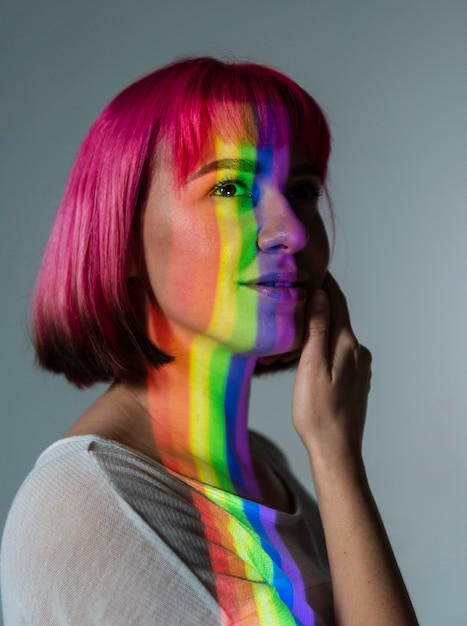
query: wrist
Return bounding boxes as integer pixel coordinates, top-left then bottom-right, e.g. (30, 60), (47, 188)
(307, 444), (368, 496)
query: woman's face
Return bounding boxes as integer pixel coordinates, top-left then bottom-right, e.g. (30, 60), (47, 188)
(141, 133), (330, 357)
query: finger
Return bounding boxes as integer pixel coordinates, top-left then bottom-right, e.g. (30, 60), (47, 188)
(322, 273), (361, 366)
(302, 289), (331, 373)
(359, 344), (373, 381)
(322, 272), (352, 332)
(359, 343), (372, 366)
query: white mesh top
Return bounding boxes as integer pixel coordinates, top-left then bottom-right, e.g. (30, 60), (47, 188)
(1, 434), (334, 625)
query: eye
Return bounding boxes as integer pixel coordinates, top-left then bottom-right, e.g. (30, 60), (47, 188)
(211, 180), (253, 198)
(286, 182), (323, 201)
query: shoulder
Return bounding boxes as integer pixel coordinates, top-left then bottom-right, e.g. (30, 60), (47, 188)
(3, 437), (108, 546)
(1, 437), (222, 625)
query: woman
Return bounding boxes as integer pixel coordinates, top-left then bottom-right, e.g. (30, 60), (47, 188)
(1, 57), (418, 625)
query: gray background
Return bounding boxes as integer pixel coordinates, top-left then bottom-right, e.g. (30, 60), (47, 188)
(1, 1), (466, 624)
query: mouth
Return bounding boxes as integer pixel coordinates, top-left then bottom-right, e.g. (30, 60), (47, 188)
(241, 273), (309, 302)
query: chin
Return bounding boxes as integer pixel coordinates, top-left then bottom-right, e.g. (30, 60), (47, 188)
(254, 356), (300, 377)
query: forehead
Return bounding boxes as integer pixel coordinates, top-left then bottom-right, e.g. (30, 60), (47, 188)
(155, 97), (326, 188)
(193, 133), (259, 171)
(187, 139), (322, 193)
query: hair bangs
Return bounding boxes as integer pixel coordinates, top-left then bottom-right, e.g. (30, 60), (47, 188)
(154, 58), (330, 184)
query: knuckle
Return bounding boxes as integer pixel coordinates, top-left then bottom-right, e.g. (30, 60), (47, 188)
(360, 345), (372, 363)
(308, 321), (328, 336)
(342, 330), (359, 352)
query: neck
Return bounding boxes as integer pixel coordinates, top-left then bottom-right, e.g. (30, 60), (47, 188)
(144, 330), (262, 501)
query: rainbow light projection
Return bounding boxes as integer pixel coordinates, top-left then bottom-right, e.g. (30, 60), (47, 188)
(145, 136), (321, 624)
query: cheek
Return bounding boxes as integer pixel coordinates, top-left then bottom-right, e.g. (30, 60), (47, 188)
(180, 227), (221, 319)
(155, 211), (223, 329)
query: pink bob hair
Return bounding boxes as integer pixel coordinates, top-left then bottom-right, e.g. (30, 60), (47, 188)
(32, 56), (332, 386)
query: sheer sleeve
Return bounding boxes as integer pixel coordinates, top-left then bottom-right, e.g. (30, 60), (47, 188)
(1, 439), (223, 625)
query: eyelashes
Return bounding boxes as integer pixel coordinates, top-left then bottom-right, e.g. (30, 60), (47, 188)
(210, 179), (254, 199)
(285, 182), (323, 201)
(210, 178), (323, 205)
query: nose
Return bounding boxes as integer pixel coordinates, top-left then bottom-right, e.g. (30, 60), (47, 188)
(257, 191), (308, 254)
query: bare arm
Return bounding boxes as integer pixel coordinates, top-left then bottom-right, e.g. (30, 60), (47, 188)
(293, 273), (418, 626)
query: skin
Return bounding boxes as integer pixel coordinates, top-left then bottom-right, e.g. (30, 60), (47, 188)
(135, 136), (329, 503)
(294, 276), (418, 624)
(68, 132), (418, 625)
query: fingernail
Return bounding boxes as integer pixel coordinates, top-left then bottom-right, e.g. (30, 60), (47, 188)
(310, 291), (326, 312)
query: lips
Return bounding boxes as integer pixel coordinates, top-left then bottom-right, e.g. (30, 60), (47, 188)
(245, 271), (309, 287)
(241, 272), (309, 302)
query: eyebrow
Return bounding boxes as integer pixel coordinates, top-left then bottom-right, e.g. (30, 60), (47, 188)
(189, 159), (322, 181)
(190, 159), (259, 180)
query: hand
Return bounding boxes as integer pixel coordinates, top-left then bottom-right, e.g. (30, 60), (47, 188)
(293, 275), (420, 625)
(292, 273), (372, 466)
